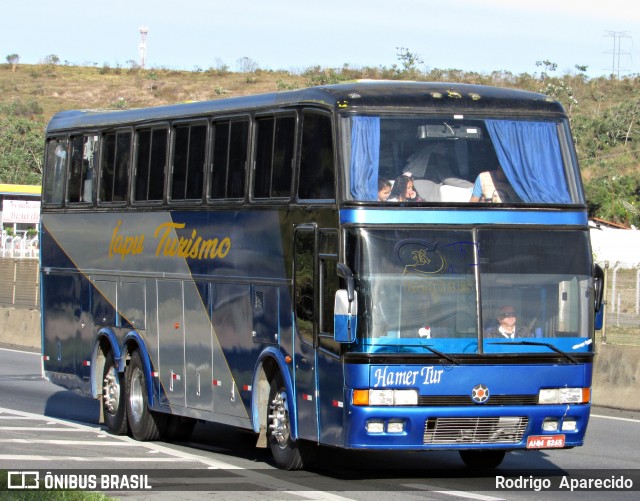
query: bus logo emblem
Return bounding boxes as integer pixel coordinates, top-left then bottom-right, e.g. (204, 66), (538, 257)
(471, 384), (489, 403)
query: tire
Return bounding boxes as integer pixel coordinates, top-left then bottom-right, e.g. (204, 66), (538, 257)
(162, 415), (197, 442)
(267, 373), (316, 470)
(459, 450), (506, 469)
(102, 350), (128, 435)
(126, 350), (166, 441)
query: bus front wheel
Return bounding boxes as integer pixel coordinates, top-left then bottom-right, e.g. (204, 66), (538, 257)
(102, 350), (128, 435)
(459, 450), (506, 468)
(126, 350), (166, 441)
(267, 374), (315, 470)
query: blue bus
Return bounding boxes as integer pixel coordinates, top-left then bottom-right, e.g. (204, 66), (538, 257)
(40, 81), (604, 470)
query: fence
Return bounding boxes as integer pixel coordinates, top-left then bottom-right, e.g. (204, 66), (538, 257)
(597, 265), (640, 346)
(0, 258), (40, 308)
(1, 232), (39, 259)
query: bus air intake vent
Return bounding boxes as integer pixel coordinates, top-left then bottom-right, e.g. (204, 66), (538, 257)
(418, 395), (539, 406)
(423, 416), (528, 445)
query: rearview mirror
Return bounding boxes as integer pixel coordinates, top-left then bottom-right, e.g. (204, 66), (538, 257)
(334, 289), (358, 343)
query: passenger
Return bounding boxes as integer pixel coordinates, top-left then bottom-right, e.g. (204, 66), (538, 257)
(470, 165), (519, 203)
(387, 173), (422, 202)
(484, 305), (531, 338)
(378, 178), (392, 201)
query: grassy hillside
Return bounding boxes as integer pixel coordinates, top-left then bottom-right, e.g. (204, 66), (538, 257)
(1, 62), (639, 225)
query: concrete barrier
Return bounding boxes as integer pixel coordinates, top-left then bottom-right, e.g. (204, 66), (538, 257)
(592, 343), (640, 411)
(1, 306), (638, 410)
(0, 306), (40, 348)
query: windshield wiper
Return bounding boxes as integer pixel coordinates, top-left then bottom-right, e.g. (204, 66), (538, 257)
(419, 343), (460, 365)
(488, 340), (579, 364)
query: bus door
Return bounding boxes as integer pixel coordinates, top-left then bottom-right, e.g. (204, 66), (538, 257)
(293, 226), (319, 441)
(293, 226), (343, 445)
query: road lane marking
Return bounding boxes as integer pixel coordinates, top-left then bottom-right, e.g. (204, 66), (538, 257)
(0, 347), (40, 355)
(591, 413), (640, 423)
(403, 485), (505, 500)
(0, 455), (196, 462)
(0, 416), (45, 419)
(0, 426), (100, 431)
(1, 439), (132, 445)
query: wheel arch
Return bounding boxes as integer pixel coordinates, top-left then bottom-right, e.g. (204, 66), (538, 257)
(91, 328), (120, 400)
(120, 330), (156, 407)
(252, 347), (297, 439)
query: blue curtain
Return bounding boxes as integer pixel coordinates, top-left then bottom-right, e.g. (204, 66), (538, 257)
(350, 117), (380, 200)
(485, 120), (571, 203)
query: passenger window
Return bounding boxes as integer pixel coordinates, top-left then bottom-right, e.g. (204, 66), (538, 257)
(100, 130), (131, 203)
(299, 111), (335, 200)
(68, 134), (97, 204)
(210, 119), (249, 200)
(171, 122), (206, 201)
(254, 115), (295, 199)
(134, 127), (167, 202)
(43, 138), (68, 205)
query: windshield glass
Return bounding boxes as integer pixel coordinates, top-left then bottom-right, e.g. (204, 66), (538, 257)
(342, 115), (582, 205)
(346, 228), (593, 354)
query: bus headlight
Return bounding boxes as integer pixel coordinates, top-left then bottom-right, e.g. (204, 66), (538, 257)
(538, 388), (590, 404)
(353, 389), (418, 406)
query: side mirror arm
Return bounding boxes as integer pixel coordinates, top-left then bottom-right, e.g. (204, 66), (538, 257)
(337, 263), (355, 303)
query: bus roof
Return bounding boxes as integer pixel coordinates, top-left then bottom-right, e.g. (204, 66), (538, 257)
(46, 81), (566, 133)
(0, 183), (42, 196)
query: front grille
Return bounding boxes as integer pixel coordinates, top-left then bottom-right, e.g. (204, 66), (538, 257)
(418, 395), (539, 406)
(423, 416), (528, 445)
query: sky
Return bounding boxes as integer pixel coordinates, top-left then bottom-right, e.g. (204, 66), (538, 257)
(1, 0), (639, 78)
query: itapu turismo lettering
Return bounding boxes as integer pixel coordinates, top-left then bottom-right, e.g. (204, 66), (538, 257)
(108, 219), (231, 261)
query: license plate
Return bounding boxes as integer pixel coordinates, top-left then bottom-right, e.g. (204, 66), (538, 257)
(526, 434), (566, 449)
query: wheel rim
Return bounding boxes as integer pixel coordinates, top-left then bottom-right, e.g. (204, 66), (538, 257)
(269, 389), (290, 447)
(103, 366), (120, 415)
(129, 366), (144, 424)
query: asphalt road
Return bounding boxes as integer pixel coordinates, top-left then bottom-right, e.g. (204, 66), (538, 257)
(1, 344), (639, 500)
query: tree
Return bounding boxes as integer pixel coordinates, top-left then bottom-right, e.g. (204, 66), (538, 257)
(396, 47), (423, 76)
(236, 57), (258, 73)
(535, 60), (557, 82)
(43, 54), (60, 66)
(6, 53), (19, 72)
(0, 116), (44, 184)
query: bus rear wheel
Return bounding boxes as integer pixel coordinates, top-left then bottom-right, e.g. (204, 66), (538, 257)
(267, 374), (315, 470)
(102, 351), (128, 435)
(126, 350), (166, 441)
(459, 450), (506, 469)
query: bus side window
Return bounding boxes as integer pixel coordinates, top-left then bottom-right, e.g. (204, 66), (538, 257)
(253, 114), (295, 199)
(68, 135), (97, 204)
(100, 130), (131, 203)
(171, 122), (207, 201)
(298, 111), (335, 200)
(134, 127), (167, 202)
(210, 119), (249, 200)
(43, 138), (68, 205)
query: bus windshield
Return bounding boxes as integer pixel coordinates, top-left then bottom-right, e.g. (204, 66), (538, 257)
(346, 227), (594, 354)
(342, 115), (583, 204)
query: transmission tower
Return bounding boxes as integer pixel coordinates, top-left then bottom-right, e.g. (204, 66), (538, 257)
(605, 31), (631, 78)
(139, 26), (149, 69)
